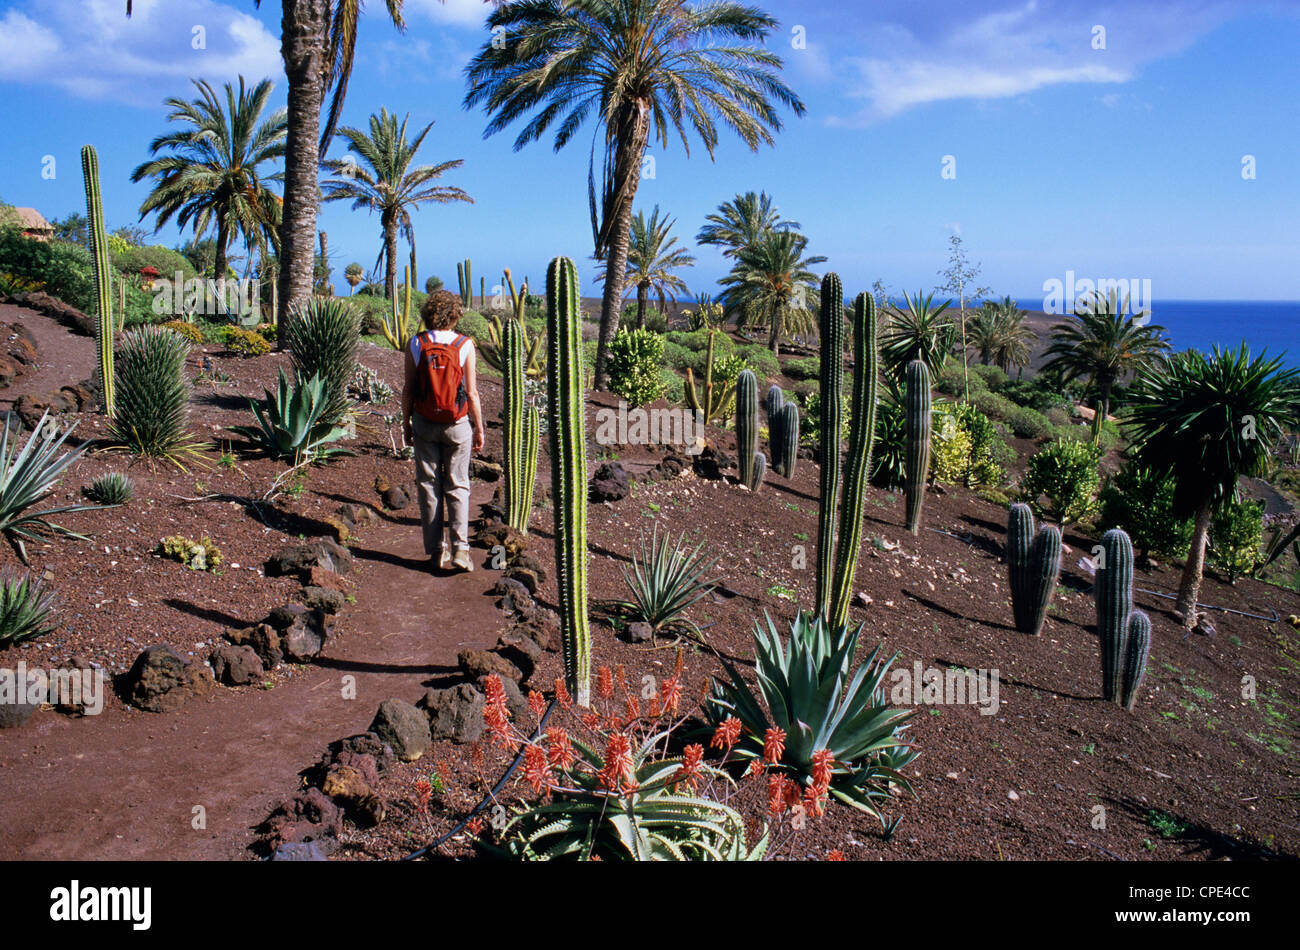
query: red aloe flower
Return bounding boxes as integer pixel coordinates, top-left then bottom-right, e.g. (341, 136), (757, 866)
(672, 743), (704, 791)
(615, 664), (628, 695)
(522, 744), (554, 795)
(803, 784), (826, 818)
(580, 711), (602, 732)
(596, 667), (615, 700)
(768, 774), (792, 815)
(554, 679), (572, 709)
(466, 816), (484, 836)
(624, 694), (641, 726)
(745, 758), (767, 780)
(528, 690), (548, 721)
(763, 726), (786, 764)
(598, 733), (634, 793)
(811, 748), (835, 789)
(546, 727), (576, 771)
(710, 716), (742, 750)
(828, 849), (845, 861)
(660, 675), (682, 715)
(414, 779), (432, 813)
(648, 694), (662, 720)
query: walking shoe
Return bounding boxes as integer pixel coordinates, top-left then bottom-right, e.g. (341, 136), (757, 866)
(452, 549), (474, 572)
(433, 550), (452, 571)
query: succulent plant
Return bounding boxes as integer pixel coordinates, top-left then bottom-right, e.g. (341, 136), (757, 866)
(84, 472), (133, 507)
(736, 369), (764, 491)
(815, 273), (845, 618)
(683, 329), (736, 425)
(1006, 503), (1062, 636)
(81, 144), (115, 416)
(904, 359), (932, 534)
(503, 316), (539, 533)
(1121, 610), (1152, 711)
(773, 402), (800, 479)
(1096, 528), (1134, 704)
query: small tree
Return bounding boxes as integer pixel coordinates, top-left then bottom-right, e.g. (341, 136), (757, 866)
(344, 262), (364, 294)
(935, 234), (990, 401)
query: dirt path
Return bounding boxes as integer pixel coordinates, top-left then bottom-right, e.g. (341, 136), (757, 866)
(0, 489), (506, 860)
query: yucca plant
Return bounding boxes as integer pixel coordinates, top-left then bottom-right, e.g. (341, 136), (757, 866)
(282, 297), (360, 427)
(1, 411), (96, 563)
(232, 370), (352, 465)
(0, 571), (59, 647)
(109, 325), (205, 466)
(615, 524), (719, 640)
(83, 472), (133, 506)
(496, 728), (764, 862)
(708, 611), (917, 820)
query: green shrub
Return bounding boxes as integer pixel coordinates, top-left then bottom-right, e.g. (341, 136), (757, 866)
(801, 389), (850, 445)
(223, 325), (271, 358)
(0, 231), (94, 312)
(659, 367), (685, 406)
(1099, 463), (1192, 561)
(737, 344), (780, 381)
(83, 472), (133, 507)
(871, 400), (906, 489)
(284, 298), (360, 426)
(455, 309), (491, 343)
(607, 328), (666, 408)
(161, 320), (203, 344)
(110, 326), (202, 465)
(930, 405), (973, 484)
(0, 572), (58, 647)
(1003, 379), (1069, 413)
(1046, 406), (1070, 427)
(970, 364), (1009, 391)
(936, 363), (988, 397)
(1210, 497), (1264, 582)
(1005, 405), (1054, 439)
(1020, 439), (1103, 525)
(661, 341), (700, 373)
(970, 390), (1019, 422)
(665, 329), (734, 356)
(781, 356), (820, 380)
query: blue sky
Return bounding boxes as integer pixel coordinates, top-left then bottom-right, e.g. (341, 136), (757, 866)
(0, 0), (1297, 306)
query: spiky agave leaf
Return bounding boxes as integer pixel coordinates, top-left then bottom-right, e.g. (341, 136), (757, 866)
(109, 325), (206, 466)
(616, 522), (719, 637)
(0, 411), (99, 562)
(283, 297), (360, 427)
(0, 570), (60, 647)
(232, 370), (352, 464)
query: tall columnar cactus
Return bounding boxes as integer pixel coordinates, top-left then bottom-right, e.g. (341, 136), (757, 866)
(81, 144), (115, 416)
(457, 259), (473, 308)
(1096, 528), (1134, 704)
(765, 384), (784, 422)
(502, 317), (538, 533)
(903, 359), (931, 535)
(828, 292), (880, 628)
(683, 329), (734, 424)
(814, 273), (845, 618)
(736, 369), (764, 491)
(381, 265), (414, 351)
(1006, 503), (1063, 636)
(773, 402), (800, 479)
(1120, 611), (1152, 711)
(546, 256), (590, 706)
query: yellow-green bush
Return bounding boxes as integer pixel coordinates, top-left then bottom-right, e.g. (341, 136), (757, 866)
(930, 405), (973, 483)
(161, 320), (203, 344)
(223, 325), (271, 358)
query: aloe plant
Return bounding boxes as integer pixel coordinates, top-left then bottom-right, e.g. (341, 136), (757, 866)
(0, 412), (96, 563)
(616, 523), (718, 639)
(709, 611), (917, 820)
(232, 370), (352, 464)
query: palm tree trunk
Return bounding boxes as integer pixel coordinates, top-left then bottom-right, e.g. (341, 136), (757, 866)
(213, 218), (230, 281)
(384, 219), (399, 301)
(636, 283), (648, 329)
(1175, 499), (1213, 627)
(593, 104), (649, 392)
(276, 0), (328, 324)
(768, 301), (781, 355)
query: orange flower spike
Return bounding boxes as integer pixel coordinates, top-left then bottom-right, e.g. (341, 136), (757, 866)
(660, 675), (682, 715)
(596, 667), (615, 701)
(414, 779), (433, 813)
(827, 849), (846, 861)
(745, 759), (767, 780)
(546, 727), (576, 771)
(614, 664), (628, 695)
(580, 710), (602, 732)
(527, 690), (548, 721)
(767, 774), (789, 815)
(763, 726), (786, 765)
(522, 744), (553, 794)
(624, 694), (641, 726)
(465, 816), (484, 836)
(811, 749), (835, 789)
(648, 694), (662, 720)
(672, 743), (704, 792)
(710, 716), (742, 750)
(554, 679), (572, 709)
(803, 785), (826, 818)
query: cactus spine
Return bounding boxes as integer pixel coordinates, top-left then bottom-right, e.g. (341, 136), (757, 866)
(1006, 503), (1062, 635)
(1121, 611), (1151, 711)
(546, 256), (590, 706)
(814, 273), (845, 618)
(683, 329), (734, 424)
(736, 369), (764, 490)
(903, 359), (931, 534)
(81, 144), (115, 416)
(774, 402), (800, 479)
(828, 292), (880, 628)
(1096, 528), (1135, 704)
(503, 317), (537, 533)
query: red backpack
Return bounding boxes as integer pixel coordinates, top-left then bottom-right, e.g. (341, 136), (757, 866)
(411, 332), (469, 423)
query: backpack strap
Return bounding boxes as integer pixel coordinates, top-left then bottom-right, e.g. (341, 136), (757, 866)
(451, 334), (468, 350)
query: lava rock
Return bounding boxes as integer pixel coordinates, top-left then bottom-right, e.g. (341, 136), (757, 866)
(209, 642), (265, 686)
(327, 732), (396, 775)
(381, 485), (410, 511)
(226, 623), (284, 670)
(502, 567), (539, 596)
(474, 519), (530, 560)
(589, 461), (631, 502)
(321, 764), (386, 826)
(496, 632), (542, 679)
(422, 683), (485, 744)
(0, 667), (39, 729)
(518, 616), (562, 653)
(626, 621), (655, 644)
(458, 649), (525, 684)
(692, 445), (735, 481)
(266, 539), (354, 578)
(469, 458), (504, 482)
(12, 292), (96, 336)
(126, 645), (215, 713)
(271, 841), (328, 861)
(370, 698), (432, 762)
(302, 586), (346, 614)
(274, 606), (331, 663)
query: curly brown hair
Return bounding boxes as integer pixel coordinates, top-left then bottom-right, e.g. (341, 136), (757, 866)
(420, 290), (463, 331)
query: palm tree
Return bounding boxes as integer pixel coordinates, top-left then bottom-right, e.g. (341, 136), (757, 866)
(1042, 290), (1170, 443)
(131, 78), (286, 279)
(970, 296), (1035, 376)
(596, 205), (694, 328)
(127, 1), (412, 320)
(881, 291), (956, 378)
(344, 262), (364, 294)
(464, 0), (805, 391)
(1126, 344), (1300, 627)
(696, 191), (800, 258)
(717, 230), (824, 357)
(320, 109), (472, 301)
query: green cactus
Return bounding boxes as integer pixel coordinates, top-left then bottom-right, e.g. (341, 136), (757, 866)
(773, 402), (800, 479)
(828, 292), (880, 628)
(1096, 528), (1134, 704)
(765, 384), (784, 422)
(1006, 503), (1062, 636)
(457, 258), (473, 308)
(1121, 610), (1151, 711)
(683, 329), (735, 425)
(903, 359), (931, 535)
(546, 256), (590, 706)
(502, 317), (538, 533)
(814, 273), (845, 619)
(736, 369), (764, 491)
(81, 144), (115, 416)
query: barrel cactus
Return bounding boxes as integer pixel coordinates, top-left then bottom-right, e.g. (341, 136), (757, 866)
(546, 256), (590, 706)
(1006, 503), (1062, 636)
(903, 359), (931, 535)
(736, 370), (764, 491)
(1120, 610), (1152, 712)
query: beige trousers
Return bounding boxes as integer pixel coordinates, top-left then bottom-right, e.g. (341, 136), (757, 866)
(411, 414), (472, 555)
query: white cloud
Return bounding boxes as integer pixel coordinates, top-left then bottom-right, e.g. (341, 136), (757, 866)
(0, 0), (281, 107)
(826, 0), (1245, 125)
(407, 0), (494, 30)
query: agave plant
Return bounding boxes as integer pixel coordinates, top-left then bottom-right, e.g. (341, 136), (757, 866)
(1, 411), (97, 562)
(708, 611), (917, 819)
(232, 370), (352, 465)
(0, 571), (60, 647)
(496, 729), (765, 861)
(83, 472), (133, 507)
(110, 325), (205, 466)
(615, 523), (719, 639)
